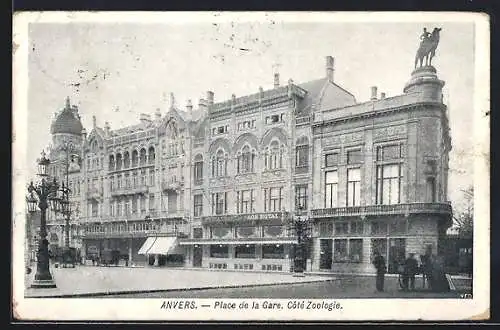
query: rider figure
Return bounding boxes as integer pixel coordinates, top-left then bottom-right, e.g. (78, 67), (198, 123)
(420, 27), (431, 45)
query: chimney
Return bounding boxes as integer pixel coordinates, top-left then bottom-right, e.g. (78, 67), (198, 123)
(92, 115), (97, 128)
(380, 92), (386, 99)
(198, 98), (208, 112)
(140, 113), (152, 124)
(326, 56), (334, 82)
(258, 87), (264, 103)
(206, 91), (214, 105)
(104, 121), (111, 136)
(232, 94), (236, 103)
(65, 96), (71, 109)
(370, 86), (378, 100)
(155, 108), (161, 120)
(186, 99), (193, 117)
(274, 73), (280, 89)
(288, 79), (294, 98)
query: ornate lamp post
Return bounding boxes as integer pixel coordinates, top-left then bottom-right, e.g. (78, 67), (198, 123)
(26, 151), (60, 288)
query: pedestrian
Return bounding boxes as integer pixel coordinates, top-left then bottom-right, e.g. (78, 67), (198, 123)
(402, 253), (419, 291)
(372, 250), (386, 292)
(420, 252), (433, 289)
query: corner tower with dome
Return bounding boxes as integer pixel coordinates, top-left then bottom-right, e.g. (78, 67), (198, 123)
(46, 97), (85, 251)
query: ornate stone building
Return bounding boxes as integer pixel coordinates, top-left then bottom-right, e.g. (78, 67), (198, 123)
(45, 56), (452, 273)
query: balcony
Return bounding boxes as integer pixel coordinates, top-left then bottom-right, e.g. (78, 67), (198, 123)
(81, 221), (189, 239)
(311, 202), (452, 219)
(110, 184), (149, 196)
(86, 187), (103, 200)
(162, 180), (184, 191)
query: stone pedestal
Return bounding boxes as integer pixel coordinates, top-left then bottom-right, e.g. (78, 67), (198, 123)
(403, 66), (445, 103)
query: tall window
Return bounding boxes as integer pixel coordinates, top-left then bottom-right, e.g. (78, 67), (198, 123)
(123, 151), (130, 168)
(149, 170), (155, 186)
(264, 187), (283, 212)
(212, 150), (227, 177)
(325, 170), (338, 208)
(295, 137), (309, 169)
(212, 192), (228, 215)
(376, 144), (403, 205)
(149, 194), (155, 212)
(194, 194), (203, 217)
(347, 168), (361, 206)
(267, 141), (283, 170)
(237, 190), (254, 214)
(237, 145), (255, 174)
(194, 155), (203, 184)
(295, 185), (308, 210)
(140, 170), (146, 186)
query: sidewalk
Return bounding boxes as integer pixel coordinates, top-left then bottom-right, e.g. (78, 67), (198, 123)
(24, 265), (334, 298)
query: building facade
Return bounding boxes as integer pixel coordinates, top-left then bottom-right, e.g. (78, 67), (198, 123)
(44, 56), (452, 273)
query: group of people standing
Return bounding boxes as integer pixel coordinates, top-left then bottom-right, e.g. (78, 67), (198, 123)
(372, 250), (450, 293)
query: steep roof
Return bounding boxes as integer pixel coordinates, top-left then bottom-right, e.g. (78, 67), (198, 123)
(298, 78), (357, 115)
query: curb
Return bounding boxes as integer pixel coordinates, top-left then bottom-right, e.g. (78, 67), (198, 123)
(25, 278), (338, 298)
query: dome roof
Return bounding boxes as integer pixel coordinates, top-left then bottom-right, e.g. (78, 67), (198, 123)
(50, 106), (84, 135)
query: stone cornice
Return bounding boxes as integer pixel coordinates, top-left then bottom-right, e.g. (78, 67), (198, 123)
(313, 102), (446, 132)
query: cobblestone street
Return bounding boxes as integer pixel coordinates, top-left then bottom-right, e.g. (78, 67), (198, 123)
(23, 265), (333, 298)
(23, 264), (471, 299)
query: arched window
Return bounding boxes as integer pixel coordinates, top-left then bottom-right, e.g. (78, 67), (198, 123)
(139, 148), (147, 166)
(212, 149), (227, 177)
(268, 140), (283, 170)
(148, 147), (155, 165)
(237, 145), (255, 174)
(109, 155), (115, 171)
(131, 150), (138, 167)
(115, 153), (122, 170)
(123, 151), (130, 169)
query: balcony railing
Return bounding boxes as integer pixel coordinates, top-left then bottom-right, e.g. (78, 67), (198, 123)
(82, 223), (189, 239)
(311, 202), (452, 218)
(161, 180), (184, 191)
(110, 184), (149, 196)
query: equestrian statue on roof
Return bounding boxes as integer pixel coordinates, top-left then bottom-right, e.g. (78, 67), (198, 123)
(414, 27), (442, 69)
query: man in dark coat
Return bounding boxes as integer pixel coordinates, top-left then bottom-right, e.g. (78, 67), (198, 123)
(402, 253), (419, 291)
(372, 250), (386, 292)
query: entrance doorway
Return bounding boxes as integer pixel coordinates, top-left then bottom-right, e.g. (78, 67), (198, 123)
(319, 239), (333, 270)
(388, 238), (406, 274)
(193, 245), (202, 267)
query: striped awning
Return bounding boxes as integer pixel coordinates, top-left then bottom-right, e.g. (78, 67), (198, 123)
(138, 237), (156, 255)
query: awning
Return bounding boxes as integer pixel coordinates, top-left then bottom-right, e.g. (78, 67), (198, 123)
(146, 237), (181, 255)
(138, 237), (157, 255)
(179, 239), (298, 245)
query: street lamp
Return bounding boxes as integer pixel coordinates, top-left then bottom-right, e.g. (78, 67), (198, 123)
(26, 151), (59, 288)
(292, 203), (310, 277)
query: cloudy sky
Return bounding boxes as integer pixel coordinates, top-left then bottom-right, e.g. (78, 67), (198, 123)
(23, 13), (479, 211)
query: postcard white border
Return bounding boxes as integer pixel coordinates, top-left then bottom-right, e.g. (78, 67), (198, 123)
(12, 11), (490, 321)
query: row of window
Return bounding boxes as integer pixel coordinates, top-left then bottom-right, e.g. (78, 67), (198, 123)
(108, 147), (156, 171)
(207, 225), (285, 239)
(318, 220), (407, 237)
(109, 171), (155, 191)
(209, 244), (285, 259)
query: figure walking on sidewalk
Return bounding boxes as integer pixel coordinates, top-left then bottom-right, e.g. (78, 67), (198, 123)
(372, 250), (386, 292)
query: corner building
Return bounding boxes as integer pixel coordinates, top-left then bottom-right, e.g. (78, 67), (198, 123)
(45, 56), (452, 274)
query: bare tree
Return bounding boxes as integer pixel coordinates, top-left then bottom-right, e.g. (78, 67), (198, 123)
(453, 186), (473, 238)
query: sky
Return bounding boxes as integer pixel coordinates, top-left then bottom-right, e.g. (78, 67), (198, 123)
(24, 14), (477, 213)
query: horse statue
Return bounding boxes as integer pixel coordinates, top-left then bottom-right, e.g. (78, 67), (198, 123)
(414, 27), (442, 69)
